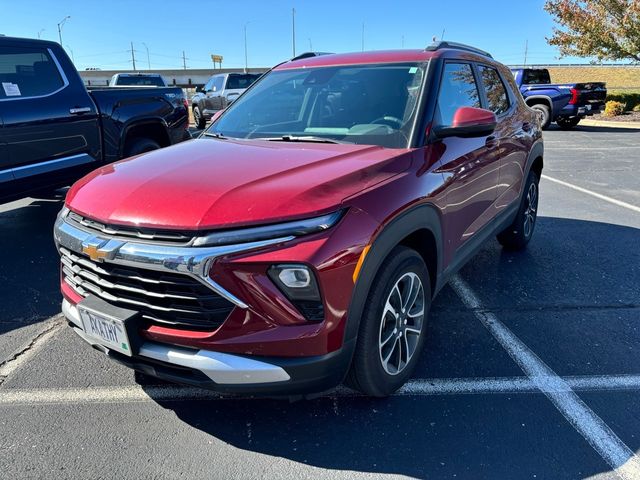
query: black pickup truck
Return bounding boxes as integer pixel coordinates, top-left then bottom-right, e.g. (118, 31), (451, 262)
(0, 37), (190, 203)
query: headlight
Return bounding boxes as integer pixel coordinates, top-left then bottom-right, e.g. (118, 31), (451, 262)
(192, 210), (344, 247)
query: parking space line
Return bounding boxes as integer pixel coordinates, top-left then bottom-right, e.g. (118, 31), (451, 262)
(542, 174), (640, 213)
(2, 374), (640, 406)
(0, 316), (64, 384)
(450, 275), (640, 480)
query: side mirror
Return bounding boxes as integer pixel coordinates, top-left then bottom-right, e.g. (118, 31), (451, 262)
(433, 107), (497, 139)
(211, 109), (225, 123)
(195, 85), (204, 93)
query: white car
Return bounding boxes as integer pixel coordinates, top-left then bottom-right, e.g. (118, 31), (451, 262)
(109, 73), (168, 87)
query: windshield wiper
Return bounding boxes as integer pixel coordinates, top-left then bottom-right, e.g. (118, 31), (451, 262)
(258, 135), (347, 144)
(201, 132), (228, 139)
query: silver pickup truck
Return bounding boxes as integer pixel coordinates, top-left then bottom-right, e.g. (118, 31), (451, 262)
(191, 72), (261, 128)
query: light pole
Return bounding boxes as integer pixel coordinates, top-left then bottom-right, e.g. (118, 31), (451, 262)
(142, 42), (151, 70)
(244, 22), (249, 73)
(66, 45), (75, 64)
(57, 16), (70, 46)
(37, 29), (45, 39)
(292, 8), (296, 57)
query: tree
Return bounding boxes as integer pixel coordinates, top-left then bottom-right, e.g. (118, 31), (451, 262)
(544, 0), (640, 62)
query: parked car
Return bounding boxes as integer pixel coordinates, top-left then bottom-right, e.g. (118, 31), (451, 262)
(0, 37), (190, 204)
(511, 67), (606, 129)
(191, 72), (261, 128)
(54, 42), (543, 397)
(109, 72), (168, 87)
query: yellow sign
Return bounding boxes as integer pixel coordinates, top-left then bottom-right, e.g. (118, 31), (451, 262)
(211, 55), (223, 63)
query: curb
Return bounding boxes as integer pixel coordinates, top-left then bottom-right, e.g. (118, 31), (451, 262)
(579, 119), (640, 129)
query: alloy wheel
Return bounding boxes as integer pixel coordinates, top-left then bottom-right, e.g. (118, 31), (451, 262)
(378, 272), (425, 375)
(523, 182), (538, 238)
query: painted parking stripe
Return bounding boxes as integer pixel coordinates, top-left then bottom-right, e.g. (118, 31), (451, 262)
(542, 174), (640, 214)
(450, 275), (640, 480)
(2, 374), (640, 406)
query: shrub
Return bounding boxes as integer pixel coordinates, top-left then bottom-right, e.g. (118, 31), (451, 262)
(606, 93), (640, 111)
(633, 104), (640, 112)
(603, 101), (626, 117)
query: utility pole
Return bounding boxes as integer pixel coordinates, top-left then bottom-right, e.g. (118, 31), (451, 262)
(57, 16), (70, 46)
(37, 29), (45, 39)
(308, 38), (312, 51)
(182, 51), (187, 70)
(129, 42), (136, 71)
(292, 8), (296, 57)
(142, 42), (151, 70)
(441, 29), (445, 41)
(401, 35), (404, 48)
(244, 22), (249, 73)
(361, 22), (364, 51)
(523, 39), (528, 67)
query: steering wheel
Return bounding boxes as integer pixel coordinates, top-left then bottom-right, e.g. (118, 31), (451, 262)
(371, 116), (403, 129)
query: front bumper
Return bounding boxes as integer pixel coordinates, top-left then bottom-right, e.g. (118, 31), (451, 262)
(63, 298), (353, 395)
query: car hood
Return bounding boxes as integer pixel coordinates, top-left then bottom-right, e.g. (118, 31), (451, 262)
(66, 138), (412, 230)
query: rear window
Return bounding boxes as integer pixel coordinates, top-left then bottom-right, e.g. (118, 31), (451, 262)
(225, 74), (260, 90)
(523, 69), (551, 85)
(115, 75), (165, 86)
(0, 46), (65, 99)
(479, 66), (510, 115)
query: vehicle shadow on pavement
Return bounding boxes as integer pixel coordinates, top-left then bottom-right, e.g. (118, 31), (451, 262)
(0, 195), (65, 332)
(143, 216), (640, 479)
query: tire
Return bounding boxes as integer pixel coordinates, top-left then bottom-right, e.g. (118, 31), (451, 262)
(556, 116), (580, 130)
(193, 105), (206, 129)
(497, 169), (540, 250)
(530, 103), (551, 130)
(124, 138), (161, 157)
(345, 246), (431, 397)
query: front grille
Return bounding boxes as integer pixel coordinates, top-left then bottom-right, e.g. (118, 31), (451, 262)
(60, 247), (235, 330)
(67, 211), (193, 244)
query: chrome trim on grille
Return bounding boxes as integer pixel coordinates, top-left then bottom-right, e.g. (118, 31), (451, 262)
(54, 215), (294, 309)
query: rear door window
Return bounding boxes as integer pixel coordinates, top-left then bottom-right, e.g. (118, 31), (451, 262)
(435, 63), (481, 126)
(478, 65), (510, 115)
(0, 46), (65, 99)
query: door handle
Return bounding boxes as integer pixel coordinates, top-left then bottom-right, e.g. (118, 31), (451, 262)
(69, 107), (92, 115)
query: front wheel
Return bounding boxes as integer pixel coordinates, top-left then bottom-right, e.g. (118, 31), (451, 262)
(497, 170), (540, 250)
(556, 116), (581, 130)
(193, 105), (206, 129)
(530, 104), (551, 130)
(345, 246), (430, 397)
(124, 138), (161, 157)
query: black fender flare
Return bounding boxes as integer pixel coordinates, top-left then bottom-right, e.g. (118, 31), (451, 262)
(525, 140), (544, 180)
(119, 118), (170, 158)
(344, 203), (443, 344)
(524, 95), (554, 116)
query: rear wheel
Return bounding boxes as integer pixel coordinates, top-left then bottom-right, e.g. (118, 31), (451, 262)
(193, 105), (206, 129)
(530, 103), (551, 129)
(556, 116), (580, 130)
(497, 169), (540, 250)
(124, 138), (161, 157)
(345, 246), (430, 397)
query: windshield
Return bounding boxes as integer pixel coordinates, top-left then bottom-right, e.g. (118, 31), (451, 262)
(226, 73), (261, 90)
(205, 63), (426, 148)
(115, 75), (165, 86)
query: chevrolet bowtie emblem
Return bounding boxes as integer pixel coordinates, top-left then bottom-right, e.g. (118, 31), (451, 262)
(82, 244), (109, 262)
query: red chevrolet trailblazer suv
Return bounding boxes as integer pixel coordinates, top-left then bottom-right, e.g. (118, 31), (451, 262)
(54, 42), (543, 397)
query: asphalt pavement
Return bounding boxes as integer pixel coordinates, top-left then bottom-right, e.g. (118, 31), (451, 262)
(1, 125), (639, 479)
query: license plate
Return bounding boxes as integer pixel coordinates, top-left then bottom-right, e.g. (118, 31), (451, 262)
(79, 307), (132, 356)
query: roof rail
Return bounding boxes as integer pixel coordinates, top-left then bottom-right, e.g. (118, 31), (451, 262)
(425, 41), (493, 59)
(290, 51), (333, 61)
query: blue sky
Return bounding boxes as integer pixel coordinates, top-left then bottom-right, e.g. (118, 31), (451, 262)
(1, 0), (592, 70)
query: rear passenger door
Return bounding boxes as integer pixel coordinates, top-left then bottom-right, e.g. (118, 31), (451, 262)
(435, 62), (501, 263)
(0, 43), (101, 182)
(477, 64), (528, 210)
